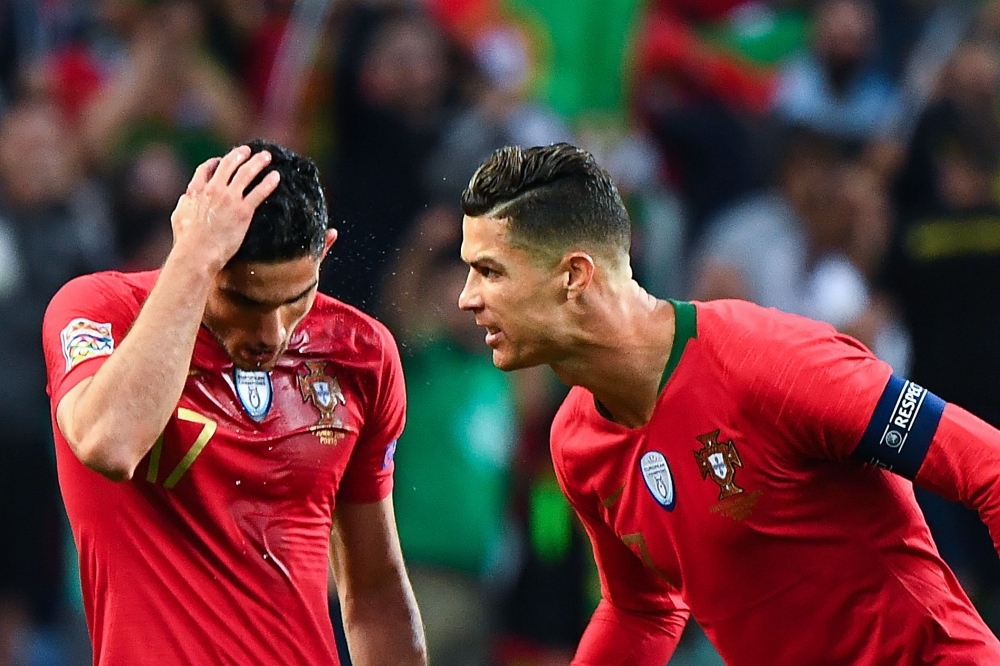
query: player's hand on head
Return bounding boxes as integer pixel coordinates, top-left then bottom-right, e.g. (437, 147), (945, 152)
(170, 145), (281, 272)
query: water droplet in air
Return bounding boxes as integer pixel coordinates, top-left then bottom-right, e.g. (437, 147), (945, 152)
(235, 480), (241, 486)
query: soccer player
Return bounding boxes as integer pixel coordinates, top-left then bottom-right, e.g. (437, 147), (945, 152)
(42, 141), (426, 666)
(457, 143), (1000, 665)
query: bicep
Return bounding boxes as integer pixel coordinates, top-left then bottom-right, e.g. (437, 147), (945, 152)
(330, 496), (406, 593)
(55, 377), (93, 454)
(754, 332), (944, 477)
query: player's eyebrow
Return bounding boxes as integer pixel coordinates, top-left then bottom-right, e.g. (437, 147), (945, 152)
(222, 281), (318, 308)
(466, 256), (501, 270)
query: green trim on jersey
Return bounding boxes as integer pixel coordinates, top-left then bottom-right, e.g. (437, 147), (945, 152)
(594, 300), (697, 422)
(660, 299), (697, 393)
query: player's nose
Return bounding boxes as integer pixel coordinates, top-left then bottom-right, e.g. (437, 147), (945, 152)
(458, 272), (482, 311)
(257, 309), (287, 349)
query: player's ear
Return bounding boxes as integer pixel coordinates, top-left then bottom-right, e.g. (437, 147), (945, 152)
(562, 252), (595, 299)
(321, 228), (338, 258)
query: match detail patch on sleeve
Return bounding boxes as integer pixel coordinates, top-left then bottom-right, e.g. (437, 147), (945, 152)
(382, 440), (397, 470)
(61, 318), (114, 372)
(852, 374), (944, 479)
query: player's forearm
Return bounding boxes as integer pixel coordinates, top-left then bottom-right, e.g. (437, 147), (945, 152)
(572, 599), (688, 666)
(915, 404), (1000, 556)
(65, 251), (215, 479)
(339, 577), (427, 666)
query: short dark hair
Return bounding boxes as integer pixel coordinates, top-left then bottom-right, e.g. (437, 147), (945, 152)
(231, 139), (328, 263)
(461, 143), (631, 260)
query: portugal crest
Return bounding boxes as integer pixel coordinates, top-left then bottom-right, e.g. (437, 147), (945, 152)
(298, 361), (347, 445)
(694, 430), (744, 500)
(694, 429), (761, 521)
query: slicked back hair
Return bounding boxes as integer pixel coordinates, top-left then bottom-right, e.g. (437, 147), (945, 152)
(461, 143), (631, 263)
(231, 139), (329, 264)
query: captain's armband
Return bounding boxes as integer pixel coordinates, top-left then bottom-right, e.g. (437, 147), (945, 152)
(851, 374), (945, 479)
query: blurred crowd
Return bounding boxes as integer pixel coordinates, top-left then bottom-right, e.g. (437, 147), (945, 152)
(2, 0), (1000, 664)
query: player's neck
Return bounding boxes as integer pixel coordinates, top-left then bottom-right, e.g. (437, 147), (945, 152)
(552, 287), (676, 428)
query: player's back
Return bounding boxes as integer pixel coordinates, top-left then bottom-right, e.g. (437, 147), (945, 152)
(43, 270), (402, 666)
(551, 299), (1000, 665)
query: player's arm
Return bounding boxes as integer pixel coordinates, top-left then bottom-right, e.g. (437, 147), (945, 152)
(330, 321), (423, 664)
(913, 405), (1000, 556)
(54, 146), (277, 480)
(329, 497), (426, 666)
(555, 462), (688, 665)
(730, 311), (1000, 555)
(852, 386), (1000, 557)
(572, 507), (689, 665)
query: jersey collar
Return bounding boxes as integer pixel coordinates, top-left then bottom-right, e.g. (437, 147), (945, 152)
(593, 299), (697, 422)
(659, 299), (697, 393)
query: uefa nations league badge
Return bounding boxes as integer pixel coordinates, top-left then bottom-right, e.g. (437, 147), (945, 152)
(235, 368), (273, 422)
(640, 451), (676, 510)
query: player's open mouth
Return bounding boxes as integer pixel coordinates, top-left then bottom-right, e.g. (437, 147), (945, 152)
(485, 327), (503, 347)
(241, 350), (278, 367)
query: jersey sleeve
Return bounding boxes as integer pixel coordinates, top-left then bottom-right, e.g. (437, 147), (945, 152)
(721, 304), (1000, 553)
(337, 321), (406, 504)
(722, 306), (895, 462)
(552, 437), (689, 665)
(42, 273), (138, 412)
(913, 403), (1000, 556)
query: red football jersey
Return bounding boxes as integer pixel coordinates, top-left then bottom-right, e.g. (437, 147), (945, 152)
(43, 270), (406, 666)
(552, 299), (1000, 665)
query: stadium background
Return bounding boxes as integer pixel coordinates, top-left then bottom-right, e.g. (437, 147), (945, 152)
(1, 0), (999, 664)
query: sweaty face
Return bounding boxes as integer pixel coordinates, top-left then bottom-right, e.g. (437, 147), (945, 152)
(203, 256), (322, 371)
(458, 215), (564, 371)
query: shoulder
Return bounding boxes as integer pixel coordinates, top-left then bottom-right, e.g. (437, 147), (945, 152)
(551, 388), (590, 436)
(693, 298), (869, 371)
(695, 298), (840, 347)
(44, 270), (157, 323)
(550, 387), (595, 468)
(693, 298), (883, 396)
(301, 293), (400, 364)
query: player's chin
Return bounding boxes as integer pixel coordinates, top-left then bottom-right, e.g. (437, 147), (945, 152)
(492, 348), (539, 372)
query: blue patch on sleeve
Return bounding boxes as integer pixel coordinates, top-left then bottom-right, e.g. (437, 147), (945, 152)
(382, 440), (397, 470)
(852, 374), (945, 479)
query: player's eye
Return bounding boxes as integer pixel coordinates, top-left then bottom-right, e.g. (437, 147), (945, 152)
(226, 291), (273, 311)
(479, 266), (497, 278)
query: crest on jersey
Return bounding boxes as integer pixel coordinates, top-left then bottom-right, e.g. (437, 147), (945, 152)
(234, 368), (272, 421)
(694, 429), (761, 521)
(60, 318), (114, 371)
(298, 361), (347, 445)
(694, 429), (744, 500)
(639, 451), (676, 510)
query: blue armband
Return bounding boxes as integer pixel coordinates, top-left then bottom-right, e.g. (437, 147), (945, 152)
(852, 374), (945, 479)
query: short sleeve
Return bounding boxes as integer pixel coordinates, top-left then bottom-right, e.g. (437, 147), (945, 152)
(42, 272), (139, 411)
(337, 321), (406, 504)
(719, 305), (894, 462)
